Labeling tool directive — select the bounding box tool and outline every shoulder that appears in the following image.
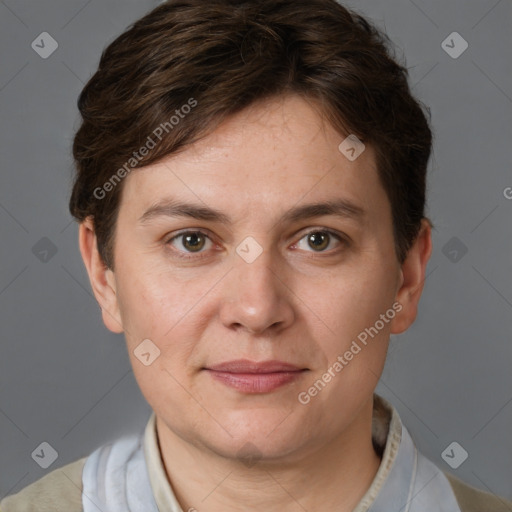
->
[0,457,86,512]
[444,471,512,512]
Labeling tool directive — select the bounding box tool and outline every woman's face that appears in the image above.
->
[91,94,407,462]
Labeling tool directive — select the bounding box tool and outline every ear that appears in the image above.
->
[391,218,433,334]
[78,217,124,334]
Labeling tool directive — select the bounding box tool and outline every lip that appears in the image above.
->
[204,359,308,393]
[206,359,304,373]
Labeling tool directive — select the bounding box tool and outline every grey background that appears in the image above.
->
[1,0,511,502]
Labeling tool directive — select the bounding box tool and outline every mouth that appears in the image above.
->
[203,359,309,393]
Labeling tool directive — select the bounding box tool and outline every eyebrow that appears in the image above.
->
[138,197,365,225]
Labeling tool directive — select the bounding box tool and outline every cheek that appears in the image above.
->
[114,267,182,344]
[300,261,397,359]
[114,262,216,366]
[295,271,394,414]
[116,271,200,406]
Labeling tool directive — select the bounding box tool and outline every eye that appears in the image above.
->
[293,229,346,253]
[166,230,214,257]
[165,228,348,260]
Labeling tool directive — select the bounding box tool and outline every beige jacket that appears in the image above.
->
[2,396,511,511]
[2,457,512,512]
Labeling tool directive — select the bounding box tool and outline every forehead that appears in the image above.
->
[118,94,389,227]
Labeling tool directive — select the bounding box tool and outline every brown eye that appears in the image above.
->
[293,229,346,254]
[167,231,213,257]
[181,232,206,252]
[307,231,330,251]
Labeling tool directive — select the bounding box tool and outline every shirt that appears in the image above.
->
[2,393,511,511]
[138,393,459,511]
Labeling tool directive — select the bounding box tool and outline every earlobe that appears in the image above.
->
[390,219,432,335]
[78,217,124,334]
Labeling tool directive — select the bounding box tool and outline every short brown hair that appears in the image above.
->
[69,0,432,269]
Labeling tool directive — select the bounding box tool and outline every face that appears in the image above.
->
[82,95,423,463]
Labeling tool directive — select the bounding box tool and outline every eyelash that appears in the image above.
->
[164,228,349,260]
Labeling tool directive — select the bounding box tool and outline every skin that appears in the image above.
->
[79,94,432,512]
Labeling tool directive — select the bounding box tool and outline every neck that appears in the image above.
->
[156,396,381,512]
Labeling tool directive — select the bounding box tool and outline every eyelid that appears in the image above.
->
[294,226,349,242]
[165,228,213,242]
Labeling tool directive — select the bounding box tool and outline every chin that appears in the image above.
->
[204,412,311,463]
[211,436,304,467]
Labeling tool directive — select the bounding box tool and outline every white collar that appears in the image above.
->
[82,394,461,511]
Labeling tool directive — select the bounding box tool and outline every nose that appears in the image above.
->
[218,245,295,336]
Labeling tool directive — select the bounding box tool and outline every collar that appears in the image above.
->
[82,393,461,511]
[143,393,461,512]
